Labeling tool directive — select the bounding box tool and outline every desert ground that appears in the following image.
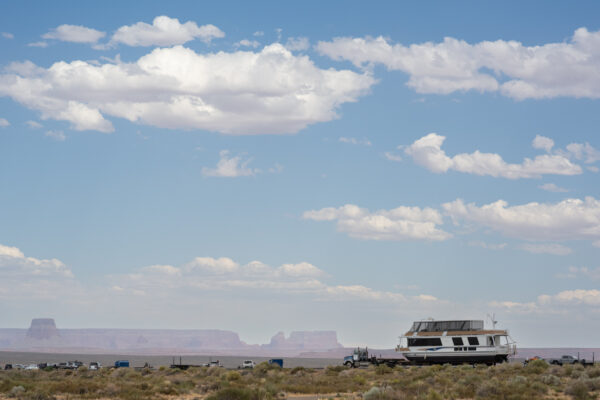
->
[1,360,599,399]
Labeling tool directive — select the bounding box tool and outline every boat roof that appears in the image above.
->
[409,319,485,333]
[403,329,508,337]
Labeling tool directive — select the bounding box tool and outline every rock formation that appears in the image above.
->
[26,318,59,340]
[0,319,343,356]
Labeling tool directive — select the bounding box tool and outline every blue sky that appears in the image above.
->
[1,1,600,348]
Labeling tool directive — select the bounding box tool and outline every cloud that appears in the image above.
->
[235,39,260,48]
[468,241,507,250]
[185,257,239,274]
[547,289,600,305]
[492,289,600,315]
[25,120,43,129]
[303,203,451,241]
[202,150,259,177]
[2,32,13,39]
[285,37,309,51]
[317,28,600,99]
[112,255,438,306]
[339,137,371,146]
[563,142,600,164]
[538,183,568,193]
[558,266,600,280]
[45,130,66,141]
[532,135,554,153]
[0,244,74,299]
[110,16,224,47]
[27,41,48,48]
[520,243,572,256]
[0,44,374,135]
[279,262,324,277]
[42,24,106,44]
[404,133,582,179]
[384,152,402,162]
[0,118,9,127]
[443,196,600,243]
[253,31,264,37]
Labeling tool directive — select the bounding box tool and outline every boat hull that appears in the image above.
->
[403,353,508,365]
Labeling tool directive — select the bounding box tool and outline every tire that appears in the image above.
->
[344,361,353,368]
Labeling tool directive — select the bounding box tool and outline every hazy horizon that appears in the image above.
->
[1,1,599,349]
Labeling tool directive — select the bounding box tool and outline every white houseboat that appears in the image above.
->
[396,319,516,365]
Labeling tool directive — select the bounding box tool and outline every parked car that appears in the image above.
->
[547,355,579,365]
[24,364,39,370]
[239,360,255,369]
[89,362,101,370]
[4,364,12,370]
[206,360,223,368]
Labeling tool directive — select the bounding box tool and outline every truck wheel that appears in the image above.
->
[344,361,353,368]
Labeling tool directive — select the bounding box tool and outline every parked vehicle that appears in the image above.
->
[268,359,283,367]
[114,360,130,368]
[206,360,223,368]
[24,364,39,370]
[547,355,593,366]
[344,347,407,368]
[239,360,255,369]
[89,362,101,370]
[4,364,12,370]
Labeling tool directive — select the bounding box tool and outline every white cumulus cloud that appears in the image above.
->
[235,39,260,48]
[532,135,554,153]
[317,28,600,99]
[303,204,451,241]
[443,196,600,243]
[0,118,9,127]
[112,255,438,306]
[42,24,106,44]
[538,183,569,193]
[110,16,224,47]
[285,37,310,51]
[404,133,582,179]
[0,244,74,299]
[0,44,374,135]
[202,150,259,178]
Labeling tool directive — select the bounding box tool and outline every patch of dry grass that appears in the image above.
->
[0,360,599,399]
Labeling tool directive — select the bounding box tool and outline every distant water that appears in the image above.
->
[0,351,342,369]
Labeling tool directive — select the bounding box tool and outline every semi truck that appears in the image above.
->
[343,347,408,368]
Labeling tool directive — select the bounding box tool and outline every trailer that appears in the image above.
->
[343,347,408,368]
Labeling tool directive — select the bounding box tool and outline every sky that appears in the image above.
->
[0,0,599,348]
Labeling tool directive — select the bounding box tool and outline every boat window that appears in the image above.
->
[452,337,464,346]
[468,337,479,346]
[410,320,484,332]
[487,336,494,346]
[408,338,443,346]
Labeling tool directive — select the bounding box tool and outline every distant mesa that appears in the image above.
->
[26,318,59,340]
[1,319,343,356]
